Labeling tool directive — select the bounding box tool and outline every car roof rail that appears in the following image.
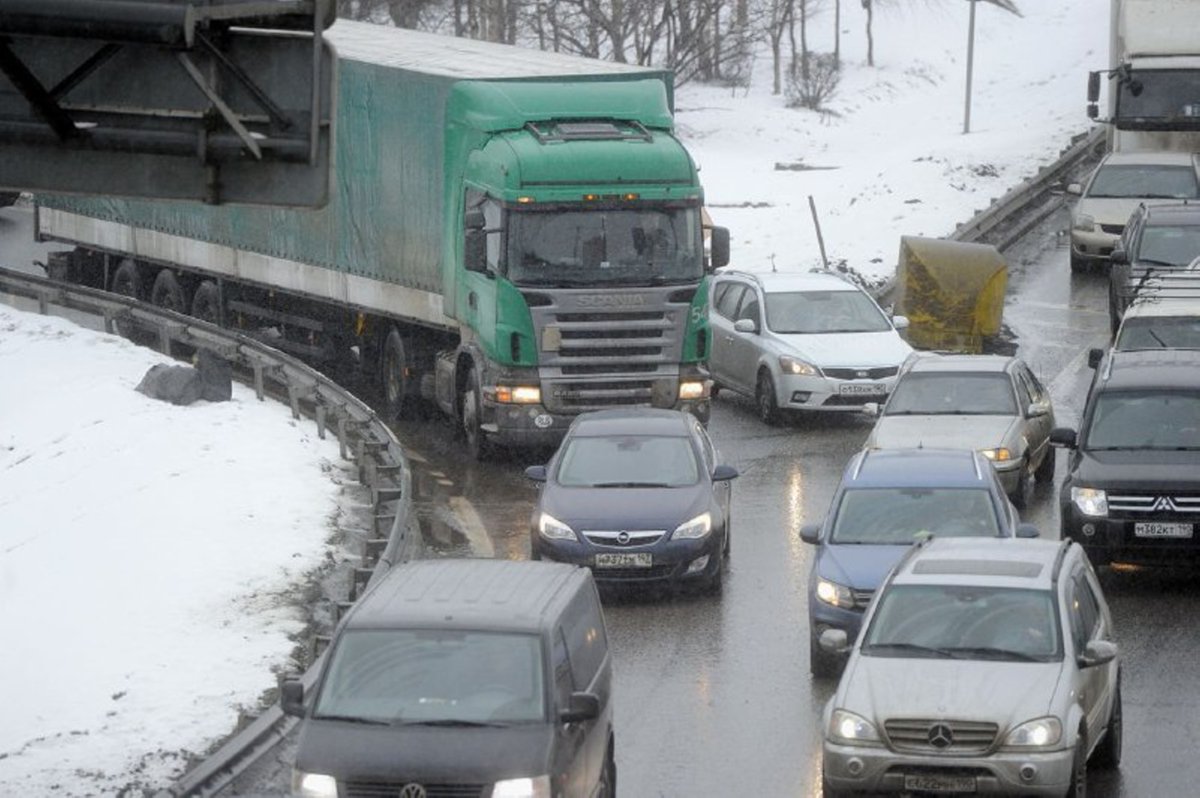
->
[1050,538,1074,587]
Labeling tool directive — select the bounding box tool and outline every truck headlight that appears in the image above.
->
[1004,716,1062,749]
[679,380,707,400]
[672,512,712,540]
[1072,213,1096,232]
[494,385,542,404]
[816,578,855,608]
[292,770,338,798]
[493,775,551,798]
[779,355,820,376]
[1071,487,1108,517]
[538,513,577,541]
[829,709,880,743]
[980,447,1012,462]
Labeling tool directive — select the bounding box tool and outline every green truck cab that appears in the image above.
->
[36,22,729,457]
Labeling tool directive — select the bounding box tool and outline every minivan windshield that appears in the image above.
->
[764,289,891,334]
[1086,164,1200,199]
[314,630,545,725]
[1085,390,1200,450]
[1116,317,1200,350]
[863,585,1061,662]
[557,435,700,487]
[884,372,1017,416]
[831,488,1001,544]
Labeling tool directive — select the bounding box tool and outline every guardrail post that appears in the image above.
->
[158,326,172,356]
[253,363,265,400]
[287,385,301,420]
[336,417,350,460]
[315,405,327,439]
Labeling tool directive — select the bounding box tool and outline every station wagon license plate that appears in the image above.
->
[838,383,886,396]
[1133,522,1193,538]
[902,774,976,793]
[595,552,652,568]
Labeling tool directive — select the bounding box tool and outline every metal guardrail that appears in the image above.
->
[0,265,417,796]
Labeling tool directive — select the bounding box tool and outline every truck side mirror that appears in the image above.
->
[464,229,487,274]
[1087,103,1099,121]
[709,226,730,271]
[1087,71,1101,104]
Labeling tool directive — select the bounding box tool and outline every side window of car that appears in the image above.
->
[715,283,745,320]
[564,587,607,691]
[712,281,731,311]
[1013,369,1034,410]
[553,627,574,708]
[735,287,761,325]
[1023,366,1048,402]
[1067,571,1101,652]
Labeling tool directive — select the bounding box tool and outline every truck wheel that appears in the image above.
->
[191,281,222,325]
[462,370,493,461]
[381,328,414,420]
[150,269,187,314]
[110,259,143,301]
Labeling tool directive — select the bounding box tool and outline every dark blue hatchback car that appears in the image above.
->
[800,448,1039,677]
[526,409,738,594]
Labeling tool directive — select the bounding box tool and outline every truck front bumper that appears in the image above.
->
[482,398,711,449]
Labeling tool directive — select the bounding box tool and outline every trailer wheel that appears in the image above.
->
[150,269,187,314]
[381,328,414,420]
[462,370,493,461]
[110,259,143,301]
[191,281,222,325]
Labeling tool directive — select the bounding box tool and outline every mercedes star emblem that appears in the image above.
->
[927,723,954,749]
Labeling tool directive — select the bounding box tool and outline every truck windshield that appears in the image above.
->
[1117,70,1200,127]
[1086,390,1200,450]
[506,206,702,287]
[313,630,546,725]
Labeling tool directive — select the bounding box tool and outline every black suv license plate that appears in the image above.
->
[903,774,976,793]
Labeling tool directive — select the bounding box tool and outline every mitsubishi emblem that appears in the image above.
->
[1152,496,1175,512]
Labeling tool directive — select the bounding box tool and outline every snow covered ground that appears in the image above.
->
[0,0,1106,793]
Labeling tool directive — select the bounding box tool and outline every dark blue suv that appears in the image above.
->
[800,448,1039,677]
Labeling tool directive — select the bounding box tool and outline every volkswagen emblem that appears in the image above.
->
[398,784,427,798]
[927,723,954,749]
[617,531,631,545]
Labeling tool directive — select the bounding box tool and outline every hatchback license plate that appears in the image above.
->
[903,774,976,793]
[1133,522,1193,539]
[595,552,652,568]
[838,383,885,396]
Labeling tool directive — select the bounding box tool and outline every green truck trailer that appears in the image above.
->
[37,21,729,457]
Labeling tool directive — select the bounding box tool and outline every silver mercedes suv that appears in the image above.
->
[819,537,1120,797]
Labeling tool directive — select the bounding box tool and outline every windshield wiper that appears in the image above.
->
[313,714,391,726]
[591,481,673,488]
[394,719,508,728]
[1149,329,1169,348]
[864,642,955,658]
[944,646,1045,662]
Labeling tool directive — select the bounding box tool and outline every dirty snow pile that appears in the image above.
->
[0,304,349,795]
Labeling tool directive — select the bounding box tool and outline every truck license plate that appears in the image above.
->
[1134,522,1193,538]
[903,774,976,793]
[838,383,885,396]
[595,552,652,568]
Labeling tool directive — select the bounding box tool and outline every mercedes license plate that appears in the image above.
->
[595,552,652,568]
[902,774,976,793]
[838,383,885,396]
[1134,522,1193,539]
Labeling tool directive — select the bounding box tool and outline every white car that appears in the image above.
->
[1067,151,1200,273]
[707,270,912,424]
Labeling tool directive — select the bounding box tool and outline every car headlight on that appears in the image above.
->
[538,512,578,541]
[1072,213,1096,233]
[829,709,880,744]
[672,512,712,540]
[292,770,338,798]
[1004,716,1063,749]
[1071,486,1108,517]
[815,578,856,609]
[980,447,1013,462]
[493,775,552,798]
[779,355,820,376]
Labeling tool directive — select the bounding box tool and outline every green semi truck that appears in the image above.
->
[37,21,729,457]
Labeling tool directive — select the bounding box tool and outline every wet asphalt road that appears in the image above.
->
[6,200,1200,796]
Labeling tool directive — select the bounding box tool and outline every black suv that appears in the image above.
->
[1108,202,1200,332]
[1052,350,1200,566]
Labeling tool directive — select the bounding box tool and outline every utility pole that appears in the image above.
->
[962,0,1022,135]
